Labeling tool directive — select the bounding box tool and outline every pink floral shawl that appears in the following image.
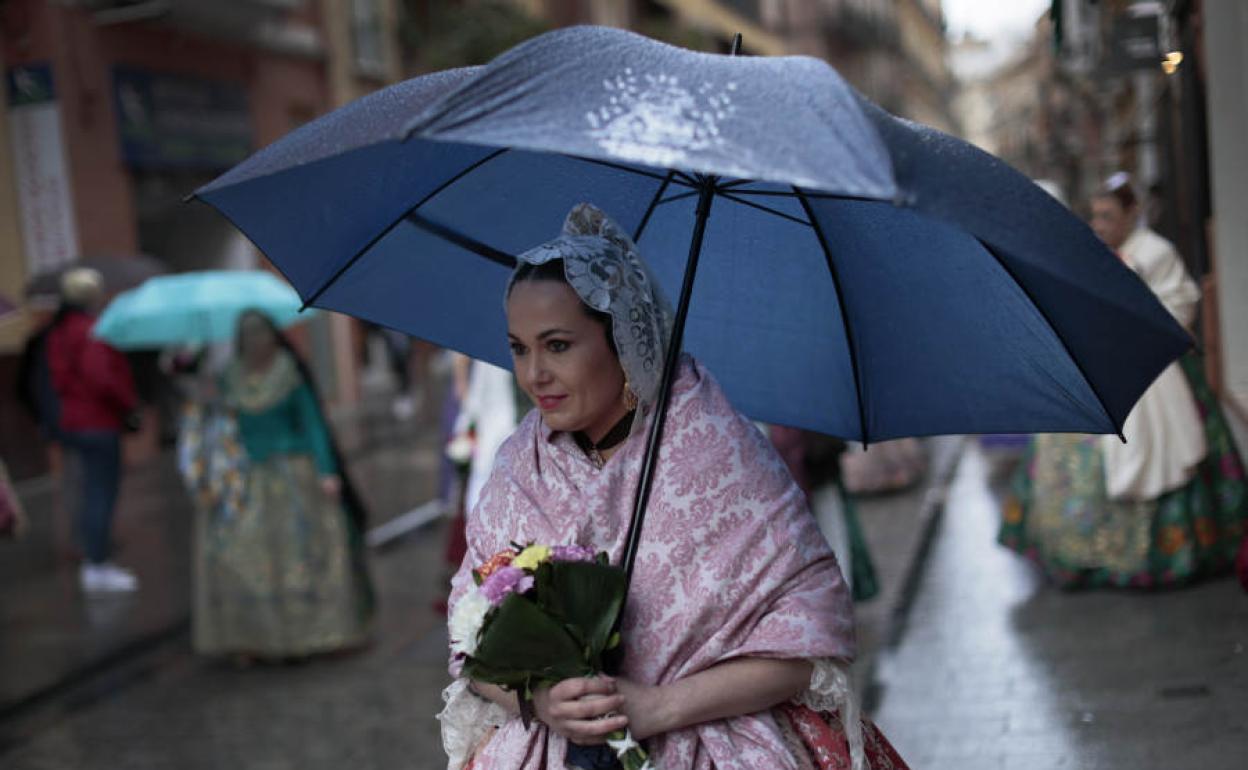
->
[448,357,855,769]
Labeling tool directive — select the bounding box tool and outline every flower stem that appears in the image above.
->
[606,727,655,770]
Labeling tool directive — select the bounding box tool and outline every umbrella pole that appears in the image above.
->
[619,178,716,588]
[608,33,738,675]
[618,32,741,589]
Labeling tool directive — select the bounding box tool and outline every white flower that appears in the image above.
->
[445,433,475,464]
[448,588,491,657]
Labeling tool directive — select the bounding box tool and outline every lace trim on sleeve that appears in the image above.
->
[437,679,509,770]
[795,658,865,770]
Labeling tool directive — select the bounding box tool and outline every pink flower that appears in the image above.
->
[551,544,597,563]
[480,566,534,605]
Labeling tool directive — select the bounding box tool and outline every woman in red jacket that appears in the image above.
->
[47,268,139,593]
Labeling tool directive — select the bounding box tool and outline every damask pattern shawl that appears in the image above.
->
[445,356,855,770]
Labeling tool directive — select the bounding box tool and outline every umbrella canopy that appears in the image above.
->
[25,255,168,302]
[93,270,314,350]
[194,25,1189,444]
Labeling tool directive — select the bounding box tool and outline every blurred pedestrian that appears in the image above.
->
[769,425,878,601]
[1001,174,1248,588]
[46,268,140,593]
[185,310,373,663]
[453,360,526,514]
[443,351,472,506]
[381,326,418,420]
[839,439,926,496]
[438,358,527,613]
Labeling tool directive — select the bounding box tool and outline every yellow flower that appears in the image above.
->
[512,544,551,571]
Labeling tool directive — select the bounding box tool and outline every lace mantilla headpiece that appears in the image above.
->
[509,203,674,428]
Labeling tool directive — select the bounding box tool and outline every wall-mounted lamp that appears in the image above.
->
[1162,50,1183,75]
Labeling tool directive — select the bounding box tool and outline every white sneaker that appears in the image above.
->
[80,563,139,593]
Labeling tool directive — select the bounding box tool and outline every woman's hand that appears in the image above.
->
[532,676,628,745]
[319,474,342,498]
[614,678,668,742]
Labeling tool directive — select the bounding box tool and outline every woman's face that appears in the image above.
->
[506,280,627,440]
[1090,195,1135,251]
[239,314,278,366]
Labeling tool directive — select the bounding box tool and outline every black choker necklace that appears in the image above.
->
[574,409,636,468]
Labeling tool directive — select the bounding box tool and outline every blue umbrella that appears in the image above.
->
[93,270,314,350]
[193,26,1190,575]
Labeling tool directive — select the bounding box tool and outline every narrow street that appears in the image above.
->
[5,437,1246,768]
[873,441,1248,769]
[1,522,452,770]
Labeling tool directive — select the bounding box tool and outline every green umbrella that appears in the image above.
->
[93,270,316,350]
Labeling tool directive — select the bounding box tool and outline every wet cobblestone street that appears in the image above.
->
[2,520,452,770]
[873,442,1248,769]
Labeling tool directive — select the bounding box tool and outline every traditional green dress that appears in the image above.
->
[192,351,373,657]
[1001,354,1247,588]
[1000,227,1248,589]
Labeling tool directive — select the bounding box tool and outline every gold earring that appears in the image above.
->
[623,380,638,411]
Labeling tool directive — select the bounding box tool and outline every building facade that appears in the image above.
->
[0,0,402,477]
[963,0,1247,422]
[490,0,955,130]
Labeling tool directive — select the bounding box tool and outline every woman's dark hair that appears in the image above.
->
[509,260,617,355]
[1094,173,1138,211]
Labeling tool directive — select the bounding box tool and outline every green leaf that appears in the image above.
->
[537,561,626,667]
[464,593,591,688]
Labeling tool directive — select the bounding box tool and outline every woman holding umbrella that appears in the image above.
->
[440,204,905,770]
[187,310,374,662]
[1002,174,1248,588]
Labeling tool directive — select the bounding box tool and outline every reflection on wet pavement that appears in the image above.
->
[1,521,453,769]
[873,442,1248,769]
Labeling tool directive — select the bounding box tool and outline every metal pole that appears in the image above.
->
[608,33,739,675]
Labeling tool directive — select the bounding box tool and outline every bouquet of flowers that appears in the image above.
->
[450,543,655,770]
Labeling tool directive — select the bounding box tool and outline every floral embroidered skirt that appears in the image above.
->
[193,453,373,657]
[1000,354,1248,589]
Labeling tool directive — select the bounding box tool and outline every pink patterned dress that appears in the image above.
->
[441,357,907,770]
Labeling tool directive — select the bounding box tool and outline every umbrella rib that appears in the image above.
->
[300,147,510,310]
[977,240,1125,439]
[792,186,870,446]
[632,171,675,242]
[566,156,696,187]
[657,190,701,206]
[724,189,887,204]
[717,190,812,227]
[672,170,701,188]
[406,211,516,268]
